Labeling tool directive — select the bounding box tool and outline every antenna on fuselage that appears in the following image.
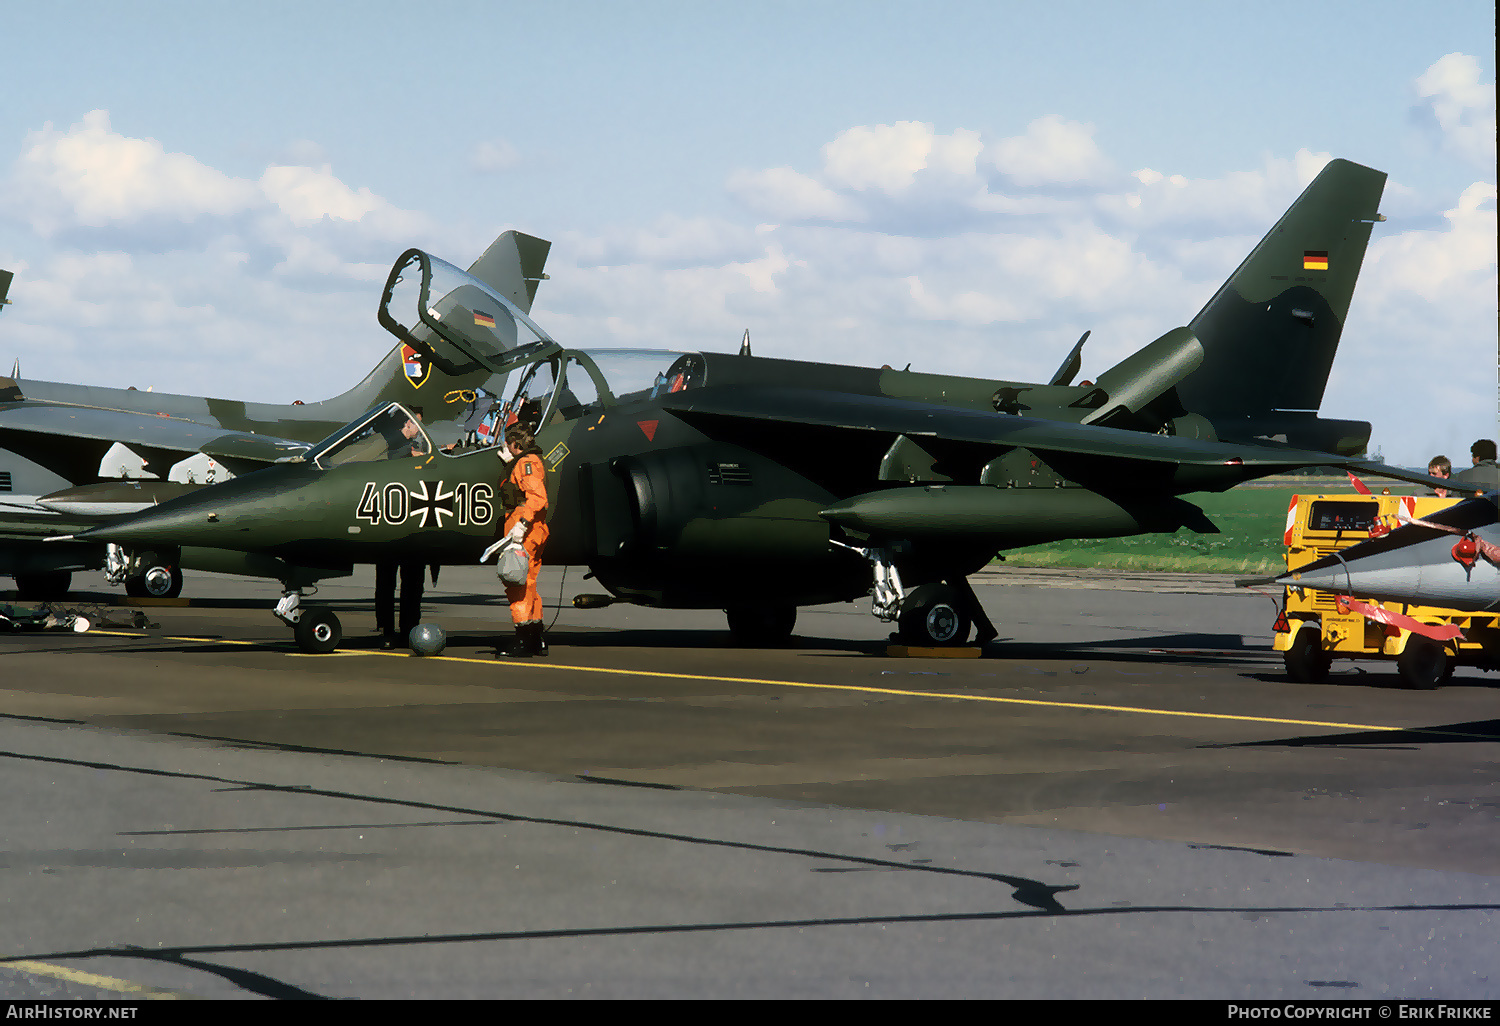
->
[739,329,751,356]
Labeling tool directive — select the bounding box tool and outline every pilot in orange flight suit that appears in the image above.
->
[496,425,550,658]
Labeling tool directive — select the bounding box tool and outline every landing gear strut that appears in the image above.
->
[833,541,996,648]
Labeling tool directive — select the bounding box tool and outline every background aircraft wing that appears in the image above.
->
[0,504,100,541]
[0,399,311,481]
[659,386,1452,490]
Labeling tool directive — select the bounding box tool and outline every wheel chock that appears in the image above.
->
[886,645,982,658]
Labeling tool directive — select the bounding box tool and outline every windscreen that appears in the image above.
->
[309,403,433,469]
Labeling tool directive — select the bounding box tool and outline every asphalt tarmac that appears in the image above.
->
[1,566,1496,1000]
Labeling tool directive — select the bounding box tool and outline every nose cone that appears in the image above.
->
[75,465,311,552]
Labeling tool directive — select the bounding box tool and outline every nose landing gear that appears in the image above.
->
[274,588,342,654]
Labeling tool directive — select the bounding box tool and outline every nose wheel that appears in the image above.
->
[293,608,343,654]
[274,589,342,653]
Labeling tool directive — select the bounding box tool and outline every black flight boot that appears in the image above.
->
[526,621,549,657]
[496,626,531,659]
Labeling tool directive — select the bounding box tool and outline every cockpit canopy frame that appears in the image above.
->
[307,401,434,470]
[378,249,560,377]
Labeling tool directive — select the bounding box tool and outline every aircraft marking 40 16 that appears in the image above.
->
[355,480,493,528]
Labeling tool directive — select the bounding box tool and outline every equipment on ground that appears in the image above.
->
[409,623,446,656]
[1272,491,1499,689]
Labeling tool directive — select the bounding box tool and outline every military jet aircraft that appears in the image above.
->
[0,232,550,599]
[72,158,1452,652]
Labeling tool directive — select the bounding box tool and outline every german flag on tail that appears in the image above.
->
[1303,251,1329,271]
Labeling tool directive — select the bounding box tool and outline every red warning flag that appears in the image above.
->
[1338,596,1463,643]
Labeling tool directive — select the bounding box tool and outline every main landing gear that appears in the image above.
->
[833,542,998,648]
[124,565,183,599]
[105,544,184,600]
[274,589,343,654]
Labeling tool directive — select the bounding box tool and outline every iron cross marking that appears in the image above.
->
[408,480,456,528]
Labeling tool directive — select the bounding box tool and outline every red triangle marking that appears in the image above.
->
[638,420,659,441]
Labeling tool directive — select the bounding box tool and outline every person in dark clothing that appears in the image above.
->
[374,409,428,648]
[1450,439,1499,495]
[375,558,427,649]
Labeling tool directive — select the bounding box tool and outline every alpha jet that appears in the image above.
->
[73,158,1451,652]
[0,232,550,599]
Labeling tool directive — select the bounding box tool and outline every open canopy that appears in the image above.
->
[378,249,559,377]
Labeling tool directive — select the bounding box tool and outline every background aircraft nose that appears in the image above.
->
[74,465,306,550]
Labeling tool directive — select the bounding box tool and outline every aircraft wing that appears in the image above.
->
[659,386,1448,488]
[0,399,311,480]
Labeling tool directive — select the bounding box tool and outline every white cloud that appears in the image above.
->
[727,166,863,222]
[10,111,260,235]
[988,115,1110,187]
[1363,181,1498,304]
[1412,53,1496,169]
[1326,178,1497,464]
[822,122,983,193]
[3,107,1493,470]
[1108,150,1333,237]
[258,165,383,226]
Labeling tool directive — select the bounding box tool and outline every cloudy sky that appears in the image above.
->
[0,0,1493,467]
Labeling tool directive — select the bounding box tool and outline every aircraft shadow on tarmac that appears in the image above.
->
[1242,668,1499,691]
[8,740,1498,1001]
[1205,718,1500,750]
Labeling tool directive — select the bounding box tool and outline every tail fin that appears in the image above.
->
[307,230,552,428]
[1177,159,1385,448]
[466,231,551,315]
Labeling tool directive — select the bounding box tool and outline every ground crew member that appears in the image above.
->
[496,425,549,658]
[375,558,426,649]
[375,410,427,647]
[1450,439,1499,495]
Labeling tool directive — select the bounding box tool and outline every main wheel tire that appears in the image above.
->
[294,609,342,654]
[1283,626,1332,683]
[898,583,971,646]
[14,571,71,601]
[725,605,797,647]
[1396,636,1447,690]
[126,566,183,599]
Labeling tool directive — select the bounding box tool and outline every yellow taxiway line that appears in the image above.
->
[78,629,1419,735]
[0,958,185,998]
